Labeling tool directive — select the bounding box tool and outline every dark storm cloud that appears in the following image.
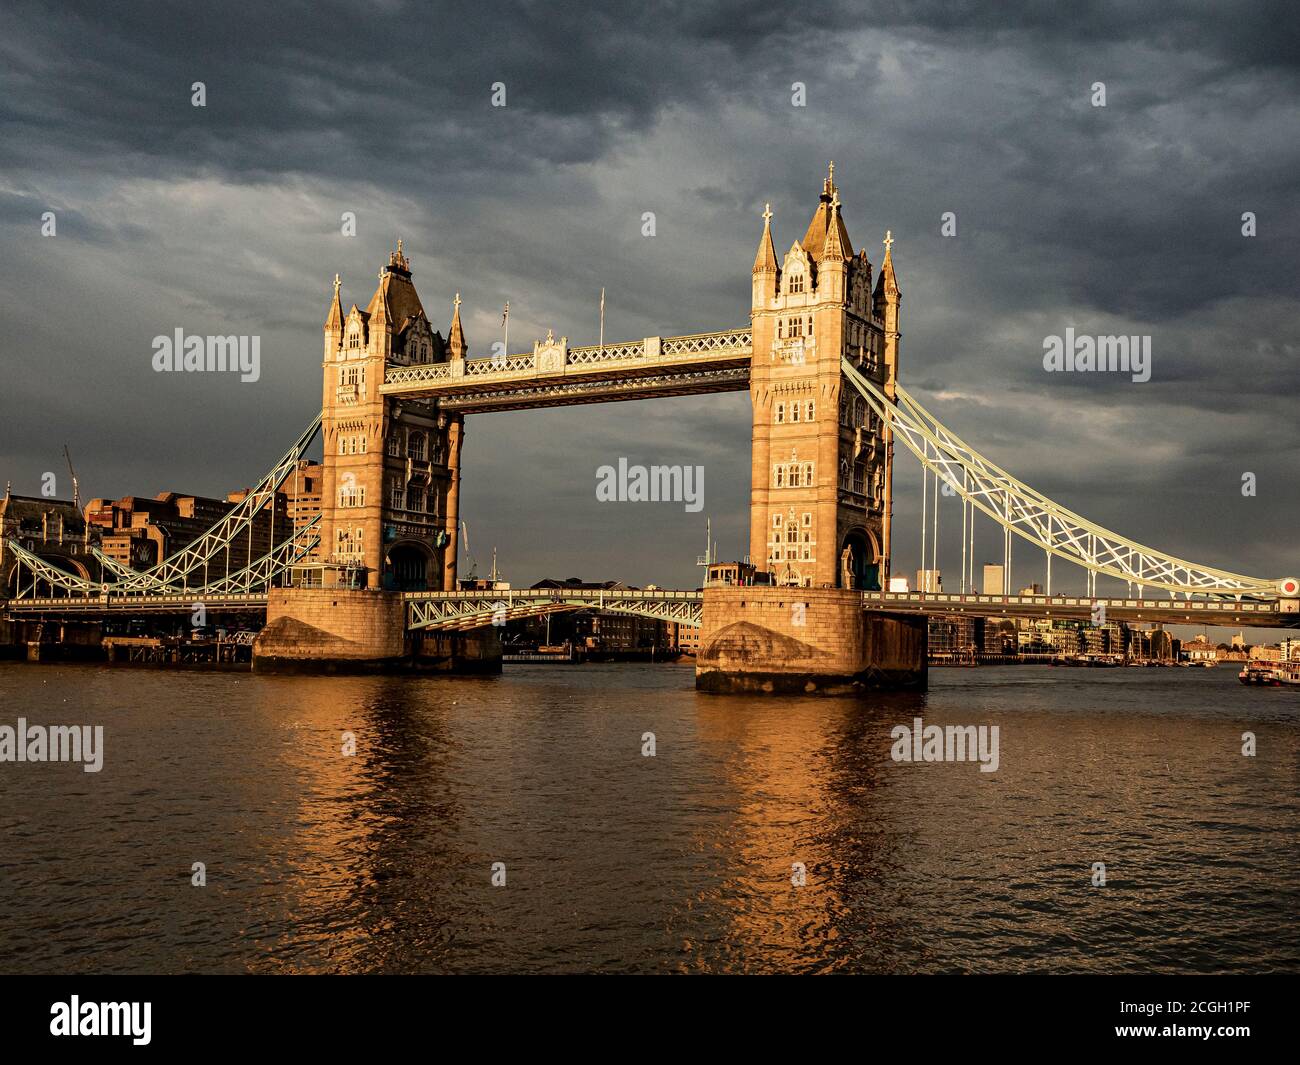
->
[0,0,1297,590]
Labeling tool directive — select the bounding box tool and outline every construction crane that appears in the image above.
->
[62,444,79,510]
[460,519,478,581]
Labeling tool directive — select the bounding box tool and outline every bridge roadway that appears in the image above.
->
[401,588,1300,630]
[6,588,1297,629]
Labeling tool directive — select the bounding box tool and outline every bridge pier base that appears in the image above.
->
[696,587,926,695]
[253,588,501,674]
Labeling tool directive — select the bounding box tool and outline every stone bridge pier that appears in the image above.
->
[695,587,926,694]
[253,587,501,673]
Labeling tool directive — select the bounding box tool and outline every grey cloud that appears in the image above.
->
[0,0,1296,590]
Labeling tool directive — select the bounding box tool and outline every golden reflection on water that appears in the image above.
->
[1,662,1295,973]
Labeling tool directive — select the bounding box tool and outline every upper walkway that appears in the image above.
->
[379,328,752,411]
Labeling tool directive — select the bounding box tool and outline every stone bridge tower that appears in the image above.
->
[748,165,901,590]
[319,243,464,591]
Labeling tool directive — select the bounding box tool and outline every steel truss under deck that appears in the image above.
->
[405,588,703,631]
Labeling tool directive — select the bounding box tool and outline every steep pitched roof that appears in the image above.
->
[802,192,854,263]
[364,242,427,335]
[821,200,846,262]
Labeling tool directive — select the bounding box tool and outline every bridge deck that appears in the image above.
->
[6,588,1295,629]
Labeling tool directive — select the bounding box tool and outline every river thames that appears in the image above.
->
[1,662,1296,974]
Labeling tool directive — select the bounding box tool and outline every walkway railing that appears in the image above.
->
[382,328,752,392]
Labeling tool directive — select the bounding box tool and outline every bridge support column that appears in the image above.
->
[696,586,926,694]
[253,588,501,673]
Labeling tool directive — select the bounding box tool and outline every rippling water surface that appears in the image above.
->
[0,661,1296,973]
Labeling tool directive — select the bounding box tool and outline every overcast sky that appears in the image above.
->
[2,1,1297,633]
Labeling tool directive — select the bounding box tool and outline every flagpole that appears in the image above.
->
[502,300,509,359]
[599,287,605,357]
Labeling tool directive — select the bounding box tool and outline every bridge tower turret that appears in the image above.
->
[747,165,897,590]
[873,234,902,588]
[318,244,461,591]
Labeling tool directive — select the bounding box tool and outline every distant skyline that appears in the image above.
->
[2,2,1297,621]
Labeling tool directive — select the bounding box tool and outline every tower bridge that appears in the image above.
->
[6,165,1296,689]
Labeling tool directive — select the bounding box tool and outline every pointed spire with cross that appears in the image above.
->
[753,199,779,275]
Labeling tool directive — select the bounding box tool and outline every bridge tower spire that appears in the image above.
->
[873,231,902,588]
[746,166,895,591]
[752,202,779,306]
[448,292,467,360]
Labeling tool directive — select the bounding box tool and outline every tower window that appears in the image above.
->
[775,402,785,425]
[791,402,800,423]
[338,483,365,508]
[806,400,815,421]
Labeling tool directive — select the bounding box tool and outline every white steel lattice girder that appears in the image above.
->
[841,358,1277,597]
[92,548,171,590]
[10,519,319,600]
[185,519,320,596]
[5,540,98,595]
[109,413,322,592]
[406,594,702,631]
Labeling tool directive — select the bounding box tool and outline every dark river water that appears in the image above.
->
[0,661,1296,974]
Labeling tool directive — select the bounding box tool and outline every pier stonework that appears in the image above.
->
[253,587,501,673]
[696,587,926,694]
